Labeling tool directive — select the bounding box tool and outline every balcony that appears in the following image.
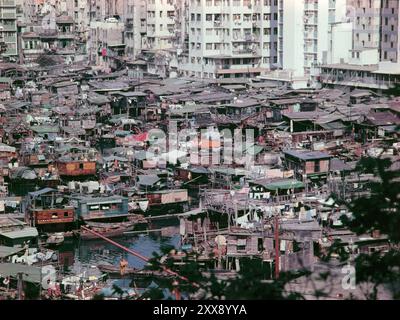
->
[1,24,16,31]
[23,48,44,55]
[304,31,318,39]
[0,12,16,19]
[3,47,17,56]
[57,32,75,39]
[125,22,133,30]
[213,21,222,27]
[3,35,16,42]
[232,48,260,56]
[39,30,58,39]
[1,0,15,7]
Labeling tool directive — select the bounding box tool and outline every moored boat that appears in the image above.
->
[46,232,65,246]
[80,215,146,240]
[97,264,174,279]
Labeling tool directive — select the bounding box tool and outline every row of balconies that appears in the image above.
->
[2,47,16,55]
[0,0,15,7]
[0,23,16,31]
[3,34,16,42]
[0,11,15,19]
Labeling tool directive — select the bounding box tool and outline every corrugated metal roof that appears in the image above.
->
[0,263,41,283]
[284,150,331,161]
[0,227,38,239]
[28,187,55,198]
[0,246,25,259]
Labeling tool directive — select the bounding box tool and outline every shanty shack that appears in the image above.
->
[249,178,305,198]
[56,159,97,177]
[209,168,247,189]
[26,188,74,231]
[110,91,147,118]
[71,195,129,221]
[283,150,331,181]
[0,217,38,247]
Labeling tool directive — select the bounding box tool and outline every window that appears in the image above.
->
[206,43,212,50]
[314,161,320,173]
[206,14,212,21]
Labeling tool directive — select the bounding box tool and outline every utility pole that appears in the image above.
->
[274,212,280,279]
[17,272,24,300]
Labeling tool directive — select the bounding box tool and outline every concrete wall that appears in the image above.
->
[329,22,353,64]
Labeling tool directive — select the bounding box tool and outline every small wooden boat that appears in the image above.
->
[80,215,146,240]
[46,233,65,246]
[80,224,135,240]
[98,264,174,279]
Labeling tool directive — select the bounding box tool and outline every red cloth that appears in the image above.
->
[133,132,148,142]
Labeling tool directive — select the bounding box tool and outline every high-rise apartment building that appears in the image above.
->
[347,0,400,63]
[349,0,381,50]
[380,0,399,62]
[277,0,348,83]
[143,0,177,51]
[180,0,279,79]
[0,0,18,59]
[123,0,145,58]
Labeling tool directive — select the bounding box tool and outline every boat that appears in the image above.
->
[97,264,174,279]
[46,233,65,246]
[80,224,135,240]
[80,215,146,240]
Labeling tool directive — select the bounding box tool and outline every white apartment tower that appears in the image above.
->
[180,0,279,79]
[123,0,145,58]
[0,0,18,59]
[143,0,177,50]
[276,0,350,85]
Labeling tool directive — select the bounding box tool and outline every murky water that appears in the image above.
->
[77,233,180,268]
[56,232,180,294]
